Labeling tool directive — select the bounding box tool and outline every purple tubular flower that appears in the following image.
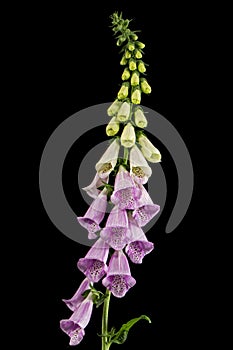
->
[102,250,136,298]
[62,278,90,311]
[125,217,154,263]
[132,185,160,227]
[77,188,108,239]
[100,206,132,250]
[82,172,109,199]
[111,165,141,210]
[77,238,109,283]
[60,294,93,346]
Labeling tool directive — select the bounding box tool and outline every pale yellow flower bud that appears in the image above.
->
[121,68,131,81]
[106,117,120,136]
[138,134,161,163]
[140,78,152,94]
[107,100,122,116]
[131,88,141,104]
[125,50,131,59]
[128,42,135,51]
[117,82,129,100]
[138,60,146,73]
[129,58,137,71]
[135,49,142,59]
[117,101,131,122]
[134,107,148,128]
[136,41,145,49]
[120,122,136,148]
[120,55,128,65]
[130,71,140,87]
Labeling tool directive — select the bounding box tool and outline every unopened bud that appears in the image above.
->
[136,41,145,49]
[128,42,135,51]
[140,78,152,94]
[129,58,137,71]
[106,117,120,136]
[107,100,122,117]
[117,82,129,100]
[134,107,148,128]
[117,101,131,122]
[121,68,131,81]
[125,50,132,59]
[120,56,128,65]
[135,49,142,59]
[138,60,146,73]
[131,88,141,104]
[120,123,136,148]
[131,71,140,87]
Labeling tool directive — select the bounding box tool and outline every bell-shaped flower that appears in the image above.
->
[60,294,93,346]
[117,101,131,122]
[111,165,141,210]
[132,184,160,227]
[134,107,148,128]
[102,250,136,298]
[77,188,108,239]
[95,138,120,178]
[125,216,154,264]
[82,172,109,199]
[100,205,132,250]
[129,145,152,184]
[77,237,109,283]
[138,134,161,163]
[138,60,146,73]
[121,67,131,81]
[140,78,152,94]
[107,99,122,117]
[131,87,141,104]
[120,122,136,148]
[62,278,90,311]
[106,116,120,136]
[117,82,129,100]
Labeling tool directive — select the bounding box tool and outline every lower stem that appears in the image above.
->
[102,289,111,350]
[123,147,129,165]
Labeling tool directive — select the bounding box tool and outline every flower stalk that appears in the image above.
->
[101,289,111,350]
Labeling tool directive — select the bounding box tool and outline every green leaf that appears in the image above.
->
[111,315,151,345]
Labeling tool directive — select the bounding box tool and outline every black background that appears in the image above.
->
[14,1,216,349]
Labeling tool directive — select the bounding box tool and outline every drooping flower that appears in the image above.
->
[132,184,160,227]
[62,278,90,311]
[138,134,161,163]
[82,172,108,199]
[111,165,141,210]
[106,116,120,136]
[120,122,136,148]
[77,237,109,283]
[102,250,136,298]
[134,107,148,128]
[95,138,120,178]
[129,145,152,184]
[107,99,122,117]
[100,205,132,250]
[116,101,131,122]
[125,216,154,264]
[77,188,108,239]
[60,294,93,346]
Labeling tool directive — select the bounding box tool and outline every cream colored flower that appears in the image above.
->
[120,123,136,148]
[138,134,161,163]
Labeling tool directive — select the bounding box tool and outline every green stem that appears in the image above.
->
[123,147,129,165]
[102,289,111,350]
